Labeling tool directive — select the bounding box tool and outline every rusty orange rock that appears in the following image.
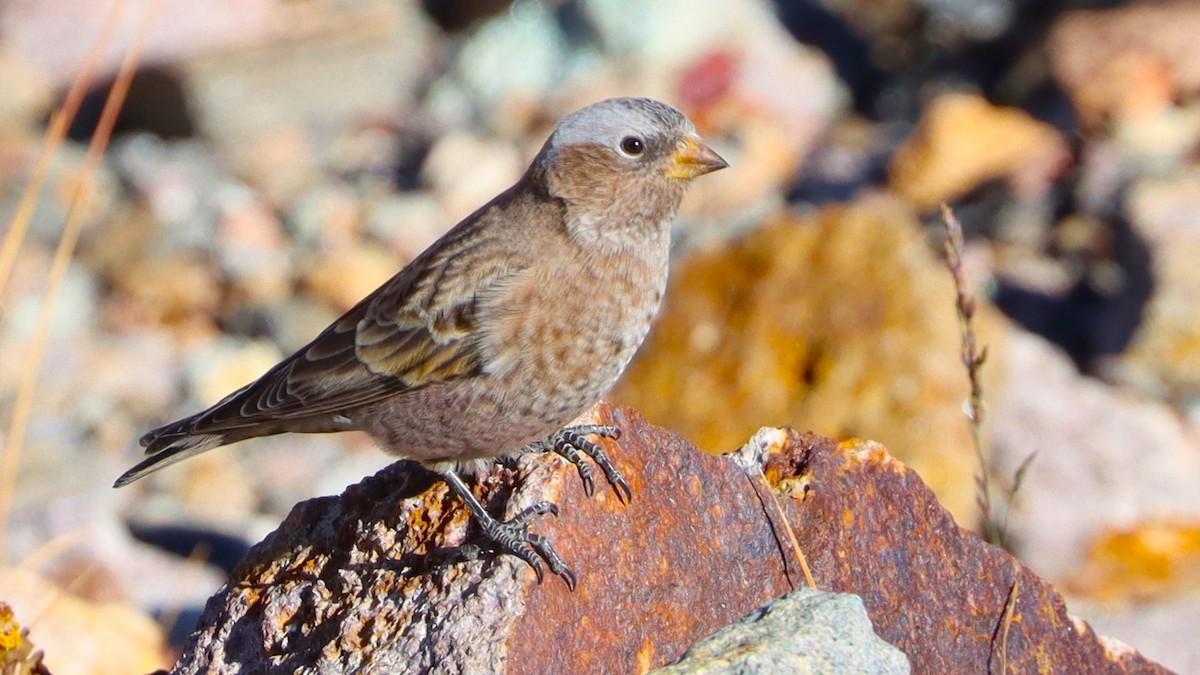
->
[174,404,1168,674]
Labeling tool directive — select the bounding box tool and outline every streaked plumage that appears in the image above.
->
[116,97,727,586]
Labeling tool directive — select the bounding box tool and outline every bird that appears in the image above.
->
[115,97,728,588]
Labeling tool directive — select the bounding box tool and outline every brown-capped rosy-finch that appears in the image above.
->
[116,97,727,588]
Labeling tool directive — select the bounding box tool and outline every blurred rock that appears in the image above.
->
[182,2,434,204]
[223,124,322,209]
[919,0,1015,44]
[171,404,1167,673]
[421,0,514,33]
[990,327,1200,673]
[0,254,97,342]
[0,567,168,675]
[256,296,339,355]
[420,131,523,223]
[0,46,51,127]
[990,330,1200,588]
[786,117,899,206]
[67,66,197,142]
[288,182,364,250]
[1049,2,1200,123]
[107,135,223,251]
[1111,102,1200,168]
[109,253,221,331]
[300,243,402,312]
[613,197,995,523]
[1073,519,1200,604]
[454,0,568,112]
[139,450,260,530]
[654,588,909,674]
[1,0,278,86]
[889,92,1067,210]
[34,143,122,242]
[993,208,1154,374]
[365,191,447,260]
[1123,172,1200,398]
[212,185,292,306]
[1076,595,1200,675]
[769,0,883,116]
[74,329,178,439]
[76,202,158,287]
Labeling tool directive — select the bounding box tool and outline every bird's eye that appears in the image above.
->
[619,136,645,156]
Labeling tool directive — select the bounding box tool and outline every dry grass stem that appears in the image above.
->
[940,204,1001,545]
[0,0,160,559]
[758,470,817,589]
[0,0,130,296]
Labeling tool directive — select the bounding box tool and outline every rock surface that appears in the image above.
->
[652,587,909,674]
[174,404,1167,674]
[1049,1,1200,121]
[888,92,1066,210]
[611,197,1001,524]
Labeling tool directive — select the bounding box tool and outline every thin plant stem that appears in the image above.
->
[758,469,817,589]
[940,204,1001,545]
[0,0,130,296]
[0,0,161,559]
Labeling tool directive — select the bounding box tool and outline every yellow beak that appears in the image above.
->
[667,134,729,179]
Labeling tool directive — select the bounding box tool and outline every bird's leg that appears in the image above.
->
[529,424,631,503]
[438,469,577,590]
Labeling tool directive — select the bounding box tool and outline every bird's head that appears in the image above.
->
[532,97,727,244]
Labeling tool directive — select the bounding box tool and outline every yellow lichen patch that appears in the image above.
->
[0,601,43,675]
[0,602,21,651]
[889,92,1066,210]
[0,568,167,674]
[774,474,812,500]
[614,198,997,523]
[1071,519,1200,602]
[634,637,655,674]
[842,439,901,468]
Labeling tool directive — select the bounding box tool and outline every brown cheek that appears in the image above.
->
[551,145,626,201]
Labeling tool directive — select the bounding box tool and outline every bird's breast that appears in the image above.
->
[477,236,669,413]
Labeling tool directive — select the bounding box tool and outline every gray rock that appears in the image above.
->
[654,588,910,675]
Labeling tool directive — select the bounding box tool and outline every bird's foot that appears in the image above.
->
[533,424,631,503]
[439,470,576,589]
[479,500,576,590]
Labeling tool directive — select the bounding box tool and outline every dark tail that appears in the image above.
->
[113,419,229,487]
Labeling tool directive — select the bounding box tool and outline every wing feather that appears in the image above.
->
[158,199,531,439]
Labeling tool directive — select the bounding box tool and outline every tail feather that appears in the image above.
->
[118,406,343,488]
[118,375,351,487]
[113,432,225,487]
[139,414,210,454]
[116,390,258,487]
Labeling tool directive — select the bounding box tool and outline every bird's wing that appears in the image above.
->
[149,209,525,440]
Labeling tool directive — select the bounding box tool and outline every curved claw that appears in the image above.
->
[528,557,545,584]
[438,469,576,589]
[559,568,577,591]
[509,500,559,529]
[612,475,633,505]
[539,424,631,503]
[578,466,596,497]
[527,532,576,591]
